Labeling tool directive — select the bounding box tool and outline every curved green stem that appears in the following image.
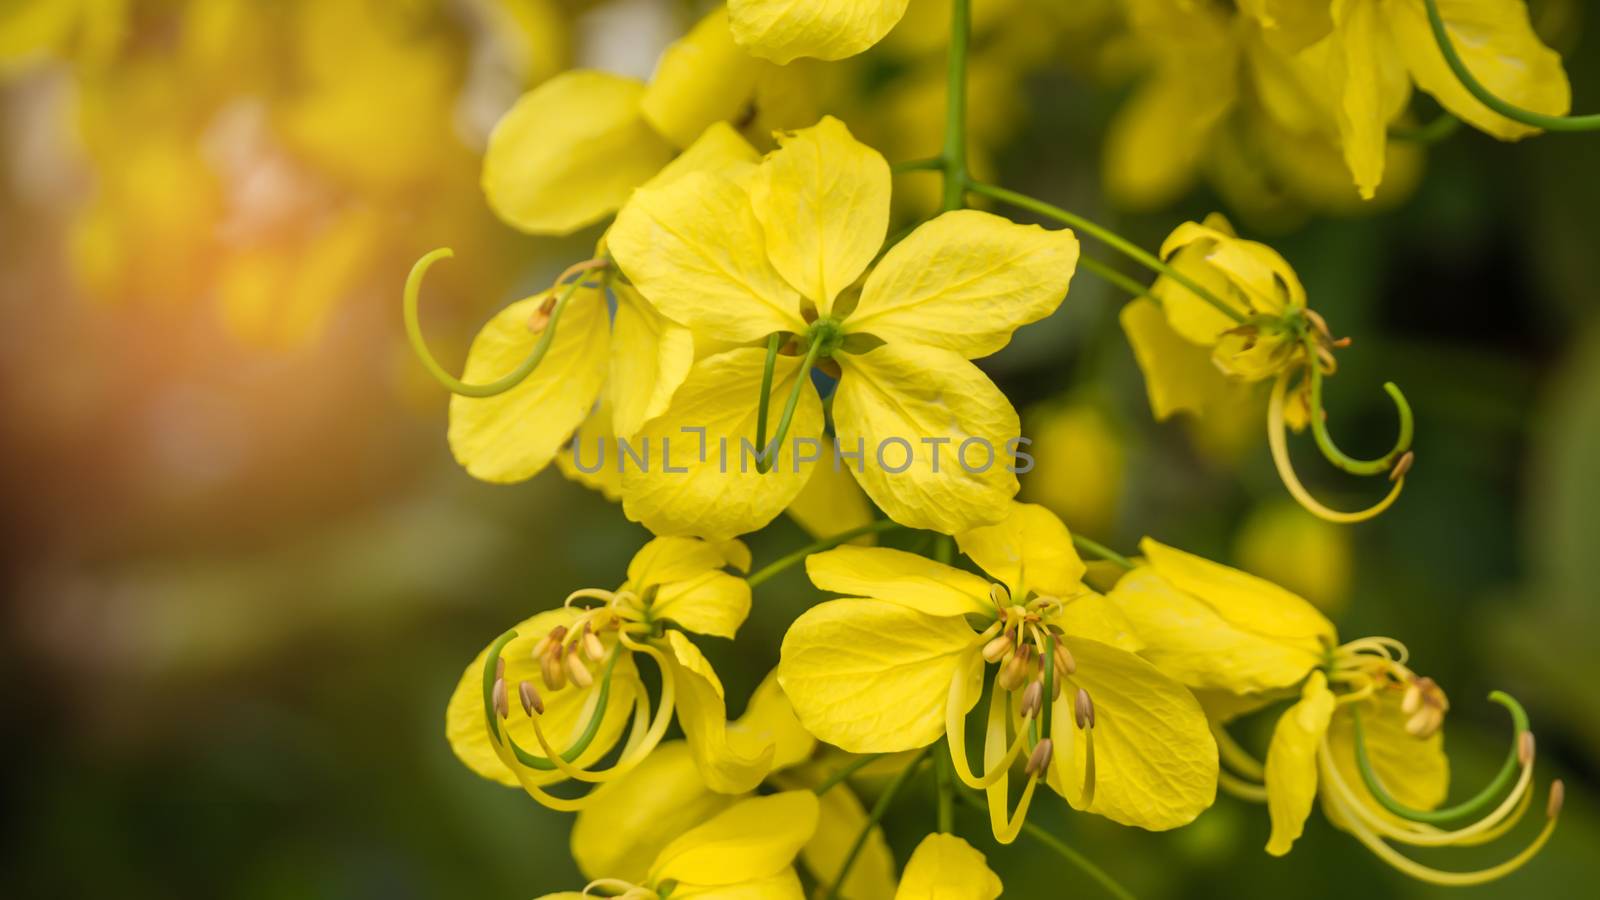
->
[482,628,620,770]
[813,753,885,796]
[940,0,971,212]
[893,156,944,174]
[1078,255,1153,300]
[405,249,593,398]
[1072,534,1135,570]
[966,181,1246,326]
[1353,691,1529,825]
[754,333,782,462]
[1390,113,1461,143]
[825,748,929,900]
[747,520,906,588]
[1307,348,1414,476]
[956,791,1137,900]
[1424,0,1600,132]
[756,330,826,474]
[1041,633,1056,737]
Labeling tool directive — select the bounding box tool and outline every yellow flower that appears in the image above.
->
[483,8,815,236]
[444,536,780,809]
[777,502,1217,841]
[893,833,1002,900]
[728,0,910,64]
[1106,538,1563,883]
[609,115,1079,538]
[572,672,899,900]
[544,790,819,900]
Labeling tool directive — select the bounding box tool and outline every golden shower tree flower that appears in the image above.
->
[483,7,814,236]
[777,502,1217,841]
[609,115,1079,539]
[893,833,1003,900]
[1120,212,1414,522]
[728,0,910,64]
[1105,537,1563,884]
[444,536,781,809]
[542,790,819,900]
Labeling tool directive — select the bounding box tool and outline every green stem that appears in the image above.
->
[892,156,944,174]
[1041,633,1056,737]
[1353,691,1529,825]
[813,754,885,796]
[935,751,954,833]
[1306,343,1414,476]
[756,331,825,474]
[1072,535,1134,570]
[966,181,1246,326]
[956,791,1137,900]
[747,520,906,588]
[1389,113,1461,143]
[482,629,620,769]
[1078,255,1153,300]
[1423,0,1600,132]
[825,748,929,900]
[754,333,782,462]
[940,0,971,212]
[405,249,595,398]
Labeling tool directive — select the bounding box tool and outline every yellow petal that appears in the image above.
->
[570,742,734,883]
[628,536,750,587]
[848,210,1078,359]
[806,546,994,617]
[767,771,895,900]
[641,8,765,149]
[666,631,777,793]
[749,116,889,317]
[779,598,982,752]
[482,70,674,235]
[1390,0,1571,140]
[557,398,623,501]
[1327,0,1412,199]
[447,287,609,484]
[784,443,877,543]
[833,343,1020,535]
[1322,688,1448,832]
[728,0,910,64]
[650,790,819,884]
[1053,591,1145,653]
[1103,71,1232,211]
[1140,538,1337,646]
[1238,0,1334,51]
[649,121,762,188]
[1047,637,1218,830]
[894,833,1002,900]
[653,572,752,640]
[620,348,822,540]
[1119,298,1243,422]
[610,281,694,439]
[730,669,817,771]
[674,869,806,900]
[1265,671,1337,855]
[955,501,1085,600]
[443,609,637,787]
[610,168,805,344]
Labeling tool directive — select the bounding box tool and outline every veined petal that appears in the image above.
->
[482,70,674,235]
[779,598,982,752]
[784,443,877,543]
[610,281,694,440]
[729,0,910,64]
[650,790,819,884]
[628,536,750,587]
[570,742,734,883]
[620,348,822,540]
[653,571,752,639]
[1047,637,1218,830]
[1140,538,1337,645]
[666,631,777,793]
[1390,0,1571,140]
[448,287,609,484]
[641,8,765,149]
[955,502,1085,600]
[730,669,817,771]
[833,343,1020,535]
[849,210,1078,359]
[749,116,889,317]
[806,546,994,617]
[444,609,638,787]
[1322,688,1448,831]
[1119,297,1243,421]
[894,834,1002,900]
[1265,671,1337,855]
[610,168,805,345]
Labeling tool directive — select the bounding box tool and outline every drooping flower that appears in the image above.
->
[541,790,819,900]
[444,536,779,809]
[1105,537,1563,884]
[609,115,1079,539]
[777,502,1217,841]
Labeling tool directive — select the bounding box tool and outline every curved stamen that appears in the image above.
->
[988,775,1042,845]
[1306,350,1414,476]
[481,631,621,771]
[1354,691,1530,825]
[404,249,603,398]
[1269,373,1406,523]
[1213,723,1266,782]
[1220,770,1269,803]
[564,588,615,608]
[1423,0,1600,133]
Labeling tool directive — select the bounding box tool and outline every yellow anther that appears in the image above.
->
[982,634,1012,663]
[566,649,595,689]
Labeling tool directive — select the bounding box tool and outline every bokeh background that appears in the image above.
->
[2,0,1598,897]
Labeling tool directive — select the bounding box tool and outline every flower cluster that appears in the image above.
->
[405,1,1579,896]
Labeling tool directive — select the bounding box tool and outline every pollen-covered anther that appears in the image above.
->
[1402,676,1448,737]
[492,677,509,719]
[527,295,557,333]
[1074,688,1095,730]
[582,625,606,661]
[1390,451,1415,482]
[1548,780,1565,818]
[519,680,544,716]
[999,645,1032,692]
[1519,731,1536,767]
[540,648,567,691]
[1053,641,1076,677]
[565,647,595,689]
[1020,681,1044,718]
[982,632,1013,663]
[1025,739,1054,778]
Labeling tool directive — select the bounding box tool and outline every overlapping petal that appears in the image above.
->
[955,502,1086,600]
[641,8,766,148]
[570,742,735,883]
[807,546,994,617]
[609,282,694,440]
[667,631,777,793]
[894,834,1002,900]
[1265,670,1337,855]
[649,790,819,885]
[729,0,911,64]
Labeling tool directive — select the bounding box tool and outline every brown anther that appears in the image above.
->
[492,677,509,719]
[541,652,567,691]
[565,649,594,689]
[1025,739,1054,778]
[1020,681,1044,718]
[1053,642,1076,677]
[1548,780,1565,818]
[1074,688,1095,730]
[1519,731,1536,767]
[1389,451,1415,482]
[519,680,544,716]
[1331,337,1352,349]
[982,634,1013,664]
[527,296,557,333]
